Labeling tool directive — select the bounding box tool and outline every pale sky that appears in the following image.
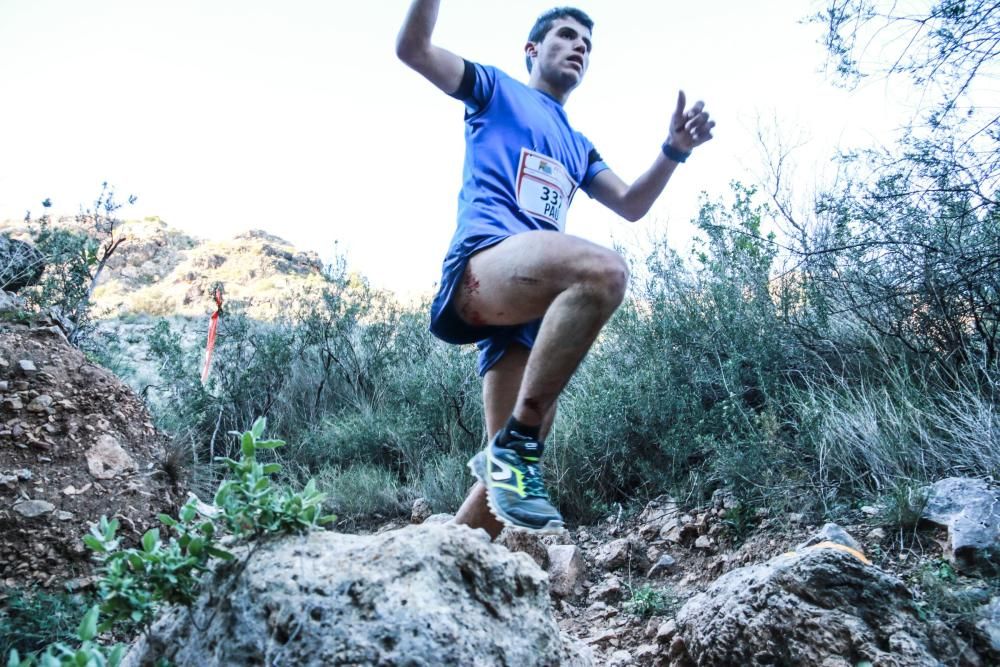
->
[0,1,921,298]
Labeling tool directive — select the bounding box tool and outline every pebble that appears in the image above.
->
[13,499,55,518]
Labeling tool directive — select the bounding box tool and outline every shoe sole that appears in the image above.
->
[467,453,566,536]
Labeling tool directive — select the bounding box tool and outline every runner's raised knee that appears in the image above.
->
[577,250,628,309]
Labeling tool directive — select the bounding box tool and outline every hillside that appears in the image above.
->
[0,216,328,320]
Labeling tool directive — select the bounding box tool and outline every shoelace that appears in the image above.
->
[522,461,549,498]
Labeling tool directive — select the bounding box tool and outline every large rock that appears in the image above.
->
[669,547,943,666]
[0,235,44,292]
[124,524,591,666]
[921,477,1000,576]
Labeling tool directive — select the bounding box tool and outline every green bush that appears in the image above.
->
[317,464,405,524]
[623,584,683,618]
[0,589,94,658]
[549,184,805,521]
[5,607,125,667]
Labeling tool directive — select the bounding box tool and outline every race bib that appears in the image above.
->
[515,148,577,231]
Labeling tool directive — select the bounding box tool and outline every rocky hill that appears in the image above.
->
[0,216,328,320]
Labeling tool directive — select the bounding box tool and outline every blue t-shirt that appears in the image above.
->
[436,61,609,304]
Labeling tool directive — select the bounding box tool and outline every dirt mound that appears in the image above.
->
[0,318,181,590]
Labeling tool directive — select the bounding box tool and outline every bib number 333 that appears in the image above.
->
[515,148,576,232]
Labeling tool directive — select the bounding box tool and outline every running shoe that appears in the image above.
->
[468,434,564,533]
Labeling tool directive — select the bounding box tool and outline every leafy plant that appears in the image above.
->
[213,418,335,538]
[720,501,760,545]
[0,589,93,658]
[5,606,124,667]
[23,184,135,346]
[623,584,681,618]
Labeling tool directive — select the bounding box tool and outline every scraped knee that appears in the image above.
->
[584,250,629,309]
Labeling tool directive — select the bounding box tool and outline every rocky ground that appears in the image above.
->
[0,310,181,591]
[402,491,999,666]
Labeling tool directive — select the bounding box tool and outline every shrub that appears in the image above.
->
[22,184,135,347]
[5,607,125,667]
[623,584,683,618]
[317,464,405,524]
[0,589,94,658]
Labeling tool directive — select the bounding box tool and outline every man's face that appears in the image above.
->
[527,17,592,92]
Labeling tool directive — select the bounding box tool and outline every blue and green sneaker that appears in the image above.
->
[467,434,564,534]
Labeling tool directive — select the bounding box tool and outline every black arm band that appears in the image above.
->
[448,59,476,101]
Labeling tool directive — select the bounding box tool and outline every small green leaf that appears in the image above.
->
[262,463,282,475]
[241,432,255,458]
[78,606,99,641]
[142,529,160,553]
[207,546,235,561]
[83,535,107,553]
[158,514,178,527]
[251,416,266,439]
[188,538,204,556]
[255,439,285,450]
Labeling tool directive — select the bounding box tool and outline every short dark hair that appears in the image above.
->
[525,7,594,73]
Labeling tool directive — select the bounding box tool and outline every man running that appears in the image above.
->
[396,2,714,536]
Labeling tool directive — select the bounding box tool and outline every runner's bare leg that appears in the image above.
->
[454,344,557,539]
[451,231,626,535]
[452,230,627,427]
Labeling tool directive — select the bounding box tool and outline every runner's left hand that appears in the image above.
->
[668,90,714,153]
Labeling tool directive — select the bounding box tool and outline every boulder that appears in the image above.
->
[588,575,623,603]
[978,596,1000,657]
[124,524,591,666]
[0,290,25,313]
[921,477,1000,576]
[647,553,678,578]
[0,235,44,293]
[669,547,943,666]
[85,434,138,480]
